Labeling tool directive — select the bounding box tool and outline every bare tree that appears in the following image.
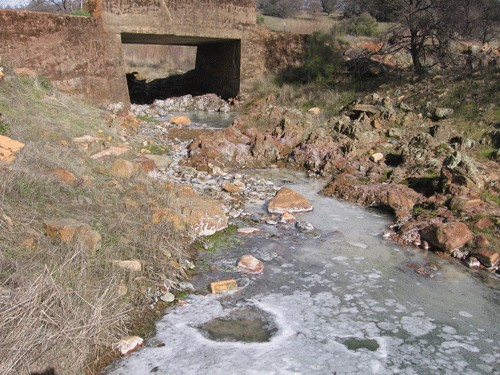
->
[26,0,79,13]
[382,0,461,73]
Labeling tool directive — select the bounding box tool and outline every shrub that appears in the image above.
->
[276,32,344,86]
[69,9,92,17]
[344,13,378,36]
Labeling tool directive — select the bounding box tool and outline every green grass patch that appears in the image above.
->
[138,115,160,123]
[143,143,169,155]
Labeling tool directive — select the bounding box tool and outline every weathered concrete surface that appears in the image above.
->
[0,2,308,106]
[0,9,129,106]
[90,0,256,99]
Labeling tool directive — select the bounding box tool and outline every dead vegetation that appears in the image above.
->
[0,70,192,374]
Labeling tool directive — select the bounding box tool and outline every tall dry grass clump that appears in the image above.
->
[0,70,191,374]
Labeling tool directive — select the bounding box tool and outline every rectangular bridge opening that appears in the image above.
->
[121,33,241,104]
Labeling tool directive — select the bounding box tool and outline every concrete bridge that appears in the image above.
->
[0,1,303,106]
[89,0,258,100]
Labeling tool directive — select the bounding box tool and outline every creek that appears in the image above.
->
[107,169,500,375]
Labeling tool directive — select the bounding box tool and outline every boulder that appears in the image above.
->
[420,222,473,253]
[109,159,137,178]
[0,135,25,164]
[132,156,157,173]
[470,218,494,230]
[164,184,228,236]
[43,219,101,255]
[112,260,142,272]
[13,67,37,78]
[72,135,106,155]
[223,182,242,194]
[449,196,482,211]
[169,116,191,125]
[49,168,79,184]
[91,145,131,160]
[470,248,500,268]
[267,187,313,214]
[237,255,264,273]
[441,151,484,194]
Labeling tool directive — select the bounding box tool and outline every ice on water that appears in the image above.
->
[107,171,500,375]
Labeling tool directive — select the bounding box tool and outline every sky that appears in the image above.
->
[0,0,30,8]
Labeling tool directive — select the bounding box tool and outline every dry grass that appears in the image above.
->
[0,71,191,374]
[122,44,197,81]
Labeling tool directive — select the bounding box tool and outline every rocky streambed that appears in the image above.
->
[105,88,500,372]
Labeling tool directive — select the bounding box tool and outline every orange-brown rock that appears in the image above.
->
[210,280,238,294]
[473,234,491,248]
[267,187,313,214]
[115,336,144,356]
[72,135,106,155]
[13,67,36,77]
[170,116,191,125]
[109,159,137,178]
[0,135,25,164]
[421,222,473,253]
[49,168,78,184]
[43,218,101,255]
[470,218,494,230]
[223,182,242,194]
[470,248,500,267]
[237,255,264,273]
[132,156,157,173]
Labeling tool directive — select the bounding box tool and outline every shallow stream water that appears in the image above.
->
[108,170,500,375]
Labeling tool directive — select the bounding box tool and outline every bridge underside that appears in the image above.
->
[121,33,241,101]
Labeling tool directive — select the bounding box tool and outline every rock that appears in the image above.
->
[151,208,185,231]
[145,154,172,169]
[267,187,313,214]
[91,145,131,160]
[43,219,101,255]
[13,67,37,77]
[470,248,500,268]
[420,222,473,253]
[109,159,137,178]
[113,260,142,272]
[449,196,482,211]
[223,182,242,194]
[170,116,191,125]
[132,156,157,172]
[430,107,454,120]
[210,279,238,294]
[473,234,491,247]
[370,152,384,163]
[115,336,143,355]
[160,292,175,303]
[352,104,378,114]
[164,184,228,236]
[470,218,494,230]
[464,256,481,268]
[0,135,25,164]
[237,255,264,273]
[441,151,484,194]
[295,220,314,232]
[49,168,79,184]
[72,135,106,154]
[237,227,262,235]
[280,211,296,223]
